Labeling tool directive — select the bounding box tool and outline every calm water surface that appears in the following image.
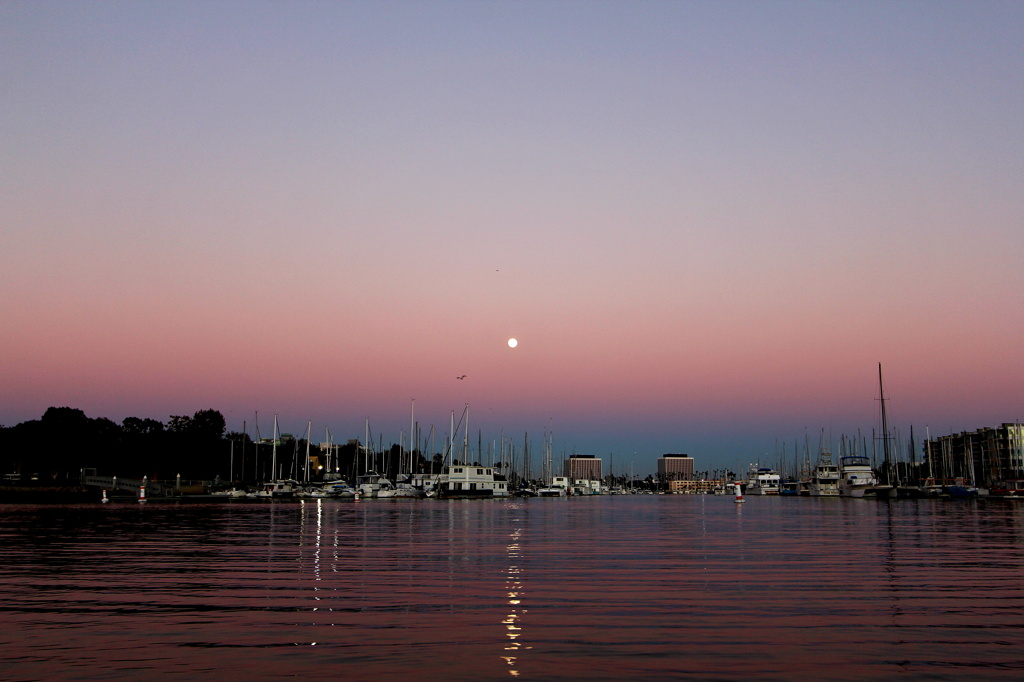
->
[3,496,1024,680]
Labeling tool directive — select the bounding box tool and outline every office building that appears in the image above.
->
[564,455,602,482]
[658,455,695,481]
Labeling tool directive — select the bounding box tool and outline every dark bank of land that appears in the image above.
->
[0,481,93,503]
[0,406,439,497]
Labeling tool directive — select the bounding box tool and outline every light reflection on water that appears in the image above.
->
[2,496,1024,679]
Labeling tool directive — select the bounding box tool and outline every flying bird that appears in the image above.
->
[457,375,466,380]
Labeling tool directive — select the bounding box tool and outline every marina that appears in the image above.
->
[4,2,1022,678]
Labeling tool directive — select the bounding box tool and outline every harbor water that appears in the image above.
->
[2,495,1024,680]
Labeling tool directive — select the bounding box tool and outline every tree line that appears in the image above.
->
[0,407,233,482]
[0,406,439,485]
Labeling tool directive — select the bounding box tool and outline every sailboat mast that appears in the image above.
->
[879,363,891,464]
[304,420,311,482]
[272,415,278,481]
[926,425,933,480]
[253,412,260,482]
[523,432,529,486]
[241,419,247,483]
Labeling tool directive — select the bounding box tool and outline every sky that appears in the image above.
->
[2,1,1022,476]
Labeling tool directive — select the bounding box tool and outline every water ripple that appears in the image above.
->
[3,497,1024,679]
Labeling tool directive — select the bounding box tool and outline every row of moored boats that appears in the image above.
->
[739,450,1014,499]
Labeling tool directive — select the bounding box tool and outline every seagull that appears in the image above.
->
[457,375,466,380]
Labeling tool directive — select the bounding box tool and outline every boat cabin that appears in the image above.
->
[439,465,509,498]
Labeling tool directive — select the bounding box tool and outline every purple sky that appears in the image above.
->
[3,1,1022,475]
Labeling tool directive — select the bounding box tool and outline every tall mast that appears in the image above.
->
[304,420,311,482]
[241,419,247,482]
[926,425,933,480]
[254,412,260,482]
[272,415,278,481]
[879,362,891,464]
[325,426,332,475]
[523,432,529,485]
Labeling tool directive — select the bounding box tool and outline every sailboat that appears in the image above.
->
[869,363,897,499]
[840,364,895,498]
[356,419,395,498]
[392,401,425,498]
[534,429,567,497]
[248,415,298,498]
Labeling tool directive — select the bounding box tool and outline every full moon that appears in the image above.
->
[507,338,518,348]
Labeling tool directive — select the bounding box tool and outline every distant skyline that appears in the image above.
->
[3,1,1022,474]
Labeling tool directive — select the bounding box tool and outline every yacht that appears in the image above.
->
[746,466,781,495]
[356,472,394,499]
[250,480,298,499]
[537,475,569,497]
[392,482,425,498]
[436,464,510,498]
[809,450,841,496]
[322,481,357,498]
[779,479,801,496]
[838,456,878,498]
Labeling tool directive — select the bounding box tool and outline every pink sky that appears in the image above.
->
[2,2,1022,473]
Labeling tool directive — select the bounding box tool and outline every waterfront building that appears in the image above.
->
[657,455,695,482]
[564,455,602,482]
[668,478,718,493]
[925,423,1024,486]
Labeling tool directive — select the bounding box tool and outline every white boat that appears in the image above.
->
[301,486,331,499]
[298,481,356,499]
[210,488,248,499]
[809,448,841,497]
[571,479,602,496]
[537,475,569,497]
[746,466,780,495]
[838,456,878,498]
[257,479,298,499]
[375,485,397,498]
[392,482,425,498]
[436,464,510,498]
[323,481,357,498]
[356,472,394,498]
[536,487,567,497]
